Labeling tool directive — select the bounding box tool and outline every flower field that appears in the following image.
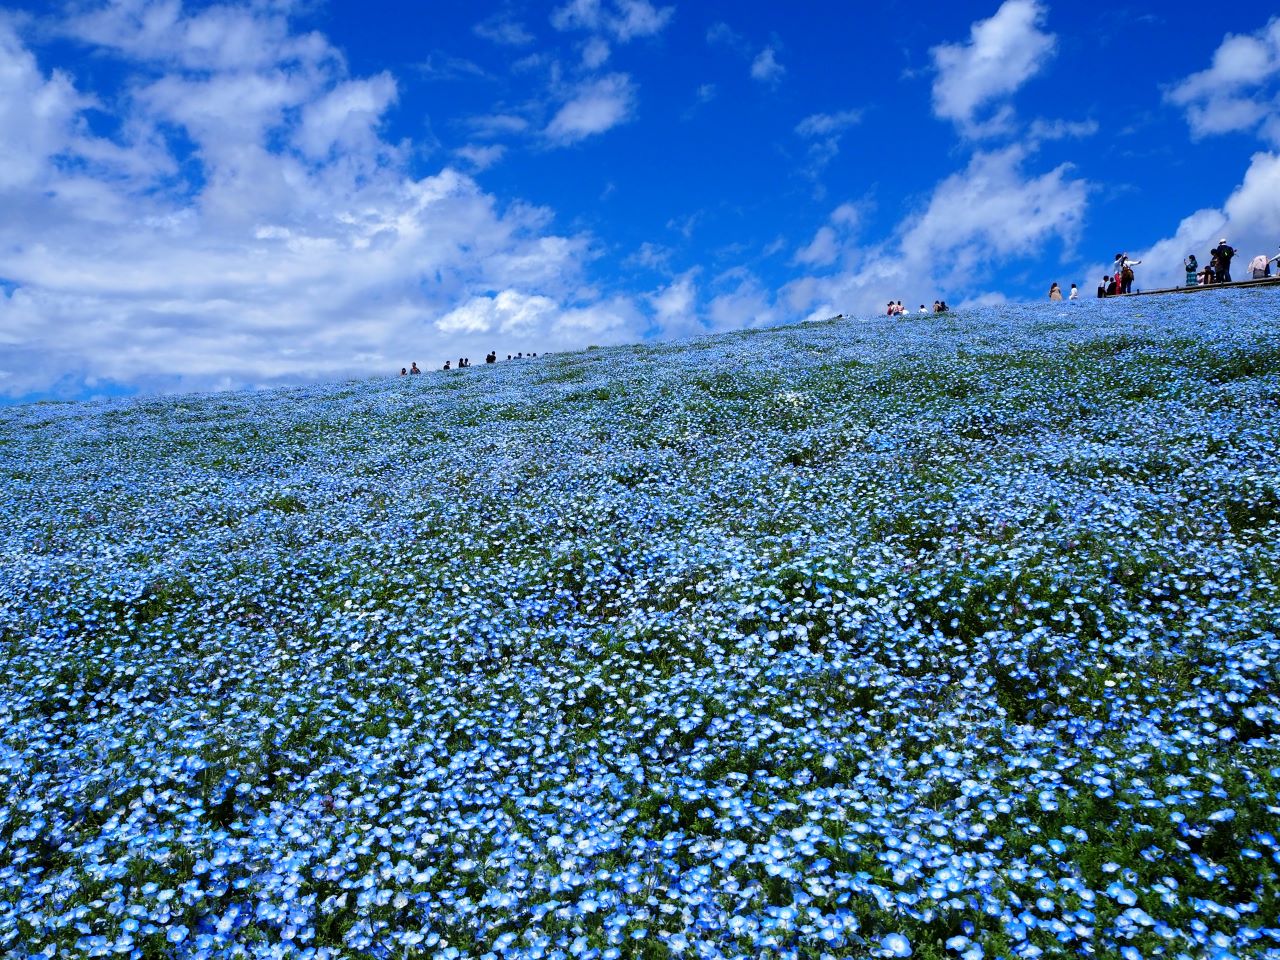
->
[3,291,1280,960]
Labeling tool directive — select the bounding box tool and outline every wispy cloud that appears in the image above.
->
[551,0,674,42]
[795,109,863,138]
[750,47,785,85]
[474,12,535,47]
[545,73,638,144]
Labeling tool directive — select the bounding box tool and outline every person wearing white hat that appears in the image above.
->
[1212,238,1237,283]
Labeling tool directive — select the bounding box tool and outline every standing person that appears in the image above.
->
[400,367,407,376]
[886,301,895,316]
[1069,283,1079,300]
[410,362,421,375]
[1184,254,1198,286]
[1250,253,1270,279]
[1097,276,1109,298]
[1115,253,1141,294]
[1212,239,1236,282]
[1049,282,1063,301]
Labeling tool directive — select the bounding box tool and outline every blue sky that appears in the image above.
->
[2,1,1279,403]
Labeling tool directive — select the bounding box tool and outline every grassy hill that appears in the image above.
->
[2,291,1280,959]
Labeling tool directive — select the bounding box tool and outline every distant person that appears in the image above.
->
[1184,254,1198,286]
[443,360,451,370]
[507,354,512,360]
[938,301,949,312]
[486,352,496,364]
[932,300,942,313]
[1097,276,1108,298]
[1212,239,1236,282]
[919,304,927,313]
[400,367,407,376]
[1249,252,1270,279]
[1049,282,1062,301]
[1199,265,1214,286]
[886,302,895,316]
[410,362,421,375]
[1069,283,1079,300]
[896,301,905,315]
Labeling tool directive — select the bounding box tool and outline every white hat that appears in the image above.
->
[1220,238,1228,244]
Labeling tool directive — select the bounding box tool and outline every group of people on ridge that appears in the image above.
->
[886,300,949,315]
[1185,240,1280,286]
[399,350,540,376]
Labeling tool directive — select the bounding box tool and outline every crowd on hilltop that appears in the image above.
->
[1084,239,1280,299]
[887,300,949,315]
[399,351,540,375]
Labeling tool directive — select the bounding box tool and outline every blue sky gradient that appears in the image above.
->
[2,1,1279,403]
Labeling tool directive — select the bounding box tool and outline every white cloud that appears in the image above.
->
[750,47,784,85]
[794,226,839,267]
[550,0,673,42]
[1166,17,1280,143]
[647,269,703,337]
[931,0,1056,134]
[0,6,648,399]
[899,145,1087,281]
[436,290,558,334]
[545,73,637,144]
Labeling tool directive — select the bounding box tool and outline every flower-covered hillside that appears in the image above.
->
[2,291,1279,960]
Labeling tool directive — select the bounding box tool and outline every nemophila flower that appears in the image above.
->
[2,294,1280,956]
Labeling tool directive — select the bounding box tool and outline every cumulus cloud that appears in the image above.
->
[750,47,785,85]
[899,145,1086,280]
[931,0,1056,135]
[0,5,646,400]
[1166,17,1280,144]
[545,73,637,144]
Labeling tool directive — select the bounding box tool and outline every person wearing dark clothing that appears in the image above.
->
[1097,277,1108,298]
[409,362,421,375]
[443,361,451,370]
[400,367,407,376]
[1212,239,1236,283]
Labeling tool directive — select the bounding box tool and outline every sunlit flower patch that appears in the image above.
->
[2,291,1280,958]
